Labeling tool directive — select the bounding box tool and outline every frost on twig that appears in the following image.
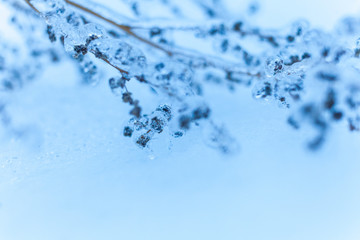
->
[1,0,360,153]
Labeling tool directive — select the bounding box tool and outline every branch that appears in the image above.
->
[24,0,40,13]
[23,0,261,79]
[65,0,173,56]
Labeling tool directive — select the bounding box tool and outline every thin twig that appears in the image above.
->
[24,0,40,13]
[23,0,261,79]
[65,0,173,56]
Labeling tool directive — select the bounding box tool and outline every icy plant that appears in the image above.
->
[1,0,360,153]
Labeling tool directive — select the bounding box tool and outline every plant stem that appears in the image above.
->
[65,0,173,56]
[24,0,40,13]
[23,0,261,79]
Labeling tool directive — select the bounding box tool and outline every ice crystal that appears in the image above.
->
[1,0,360,153]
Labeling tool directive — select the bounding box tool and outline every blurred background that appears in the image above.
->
[1,0,360,240]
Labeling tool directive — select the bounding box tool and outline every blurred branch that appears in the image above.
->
[24,0,40,13]
[64,0,174,56]
[23,0,261,79]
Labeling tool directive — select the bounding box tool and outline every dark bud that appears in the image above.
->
[135,74,147,83]
[248,2,260,14]
[136,134,151,148]
[314,118,327,130]
[94,48,106,59]
[218,24,226,35]
[296,27,303,36]
[209,24,226,35]
[265,36,279,47]
[173,131,183,138]
[155,63,165,71]
[302,52,311,59]
[50,50,60,63]
[149,27,162,38]
[74,45,87,55]
[349,119,358,131]
[47,25,56,42]
[3,80,14,90]
[60,36,65,45]
[123,126,133,137]
[355,48,360,58]
[287,117,300,129]
[209,27,218,35]
[192,106,211,120]
[109,77,126,90]
[243,51,253,66]
[85,35,98,46]
[274,60,283,74]
[107,30,119,38]
[334,50,346,62]
[317,71,338,82]
[302,104,314,114]
[131,2,139,16]
[332,111,343,120]
[179,115,191,129]
[159,38,168,44]
[31,50,42,57]
[205,7,216,18]
[346,97,357,109]
[263,82,272,97]
[221,39,229,52]
[109,78,117,90]
[233,21,243,32]
[287,55,300,65]
[308,135,325,151]
[286,35,295,43]
[156,105,172,121]
[150,117,165,133]
[233,45,242,51]
[122,92,133,104]
[130,105,141,118]
[324,89,336,109]
[0,56,4,71]
[321,47,330,58]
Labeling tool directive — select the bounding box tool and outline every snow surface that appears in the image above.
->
[1,1,360,240]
